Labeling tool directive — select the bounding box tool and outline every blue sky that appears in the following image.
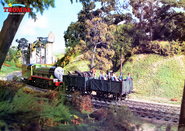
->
[0,0,85,53]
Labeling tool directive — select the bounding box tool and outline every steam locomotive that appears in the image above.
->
[22,64,134,100]
[22,64,64,89]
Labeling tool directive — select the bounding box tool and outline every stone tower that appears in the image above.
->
[26,31,55,64]
[45,31,55,64]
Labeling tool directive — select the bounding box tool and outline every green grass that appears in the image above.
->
[64,60,91,73]
[120,54,185,105]
[0,61,21,77]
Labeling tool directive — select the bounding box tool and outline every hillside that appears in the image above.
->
[64,54,185,105]
[121,54,185,105]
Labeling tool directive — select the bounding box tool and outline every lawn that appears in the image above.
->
[0,61,21,77]
[120,54,185,105]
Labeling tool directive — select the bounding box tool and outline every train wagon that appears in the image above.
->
[63,74,133,100]
[63,75,86,93]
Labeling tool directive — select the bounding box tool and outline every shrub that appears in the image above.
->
[84,51,92,60]
[16,63,22,68]
[71,91,93,113]
[145,41,183,56]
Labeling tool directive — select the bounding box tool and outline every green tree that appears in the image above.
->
[85,17,115,70]
[64,1,99,50]
[111,23,147,71]
[153,11,185,41]
[130,0,185,41]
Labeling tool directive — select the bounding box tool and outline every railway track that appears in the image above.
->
[91,99,180,124]
[25,84,180,124]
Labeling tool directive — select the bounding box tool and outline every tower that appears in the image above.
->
[45,31,55,64]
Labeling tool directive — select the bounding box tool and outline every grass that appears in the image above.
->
[0,61,21,77]
[64,60,90,73]
[120,54,185,105]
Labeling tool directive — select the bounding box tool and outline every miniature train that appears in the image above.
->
[22,64,134,100]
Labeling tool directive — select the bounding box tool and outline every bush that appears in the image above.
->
[16,63,22,68]
[0,80,72,130]
[84,51,92,60]
[144,40,183,56]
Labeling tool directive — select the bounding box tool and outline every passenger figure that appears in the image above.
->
[119,73,124,81]
[99,71,105,80]
[112,72,118,81]
[91,68,97,79]
[126,73,133,81]
[106,72,112,80]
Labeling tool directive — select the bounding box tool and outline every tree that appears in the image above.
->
[64,1,99,50]
[85,17,115,70]
[16,38,29,64]
[111,22,147,71]
[130,0,185,41]
[5,46,21,63]
[0,0,55,70]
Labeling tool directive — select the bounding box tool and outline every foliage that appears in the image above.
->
[134,40,184,56]
[129,0,185,41]
[111,23,146,71]
[54,50,74,68]
[5,46,21,63]
[71,91,93,113]
[85,17,115,70]
[15,63,22,68]
[0,62,21,76]
[153,12,185,41]
[0,81,73,130]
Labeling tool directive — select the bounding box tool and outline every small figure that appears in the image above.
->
[99,71,105,80]
[126,73,133,81]
[119,73,124,81]
[106,72,112,80]
[91,68,97,79]
[112,72,118,81]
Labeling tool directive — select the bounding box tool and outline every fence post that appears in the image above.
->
[178,80,185,130]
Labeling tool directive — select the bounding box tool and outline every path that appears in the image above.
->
[0,71,22,81]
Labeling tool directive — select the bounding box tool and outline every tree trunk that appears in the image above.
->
[91,44,97,70]
[0,13,25,70]
[149,1,153,41]
[178,80,185,130]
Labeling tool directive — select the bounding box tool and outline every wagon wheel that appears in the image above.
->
[113,93,116,100]
[121,94,126,100]
[43,80,49,89]
[74,70,83,77]
[98,92,103,101]
[40,81,44,88]
[86,90,92,95]
[66,86,71,94]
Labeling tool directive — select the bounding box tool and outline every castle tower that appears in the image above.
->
[45,31,55,64]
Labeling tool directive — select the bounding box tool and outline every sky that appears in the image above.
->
[0,0,86,53]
